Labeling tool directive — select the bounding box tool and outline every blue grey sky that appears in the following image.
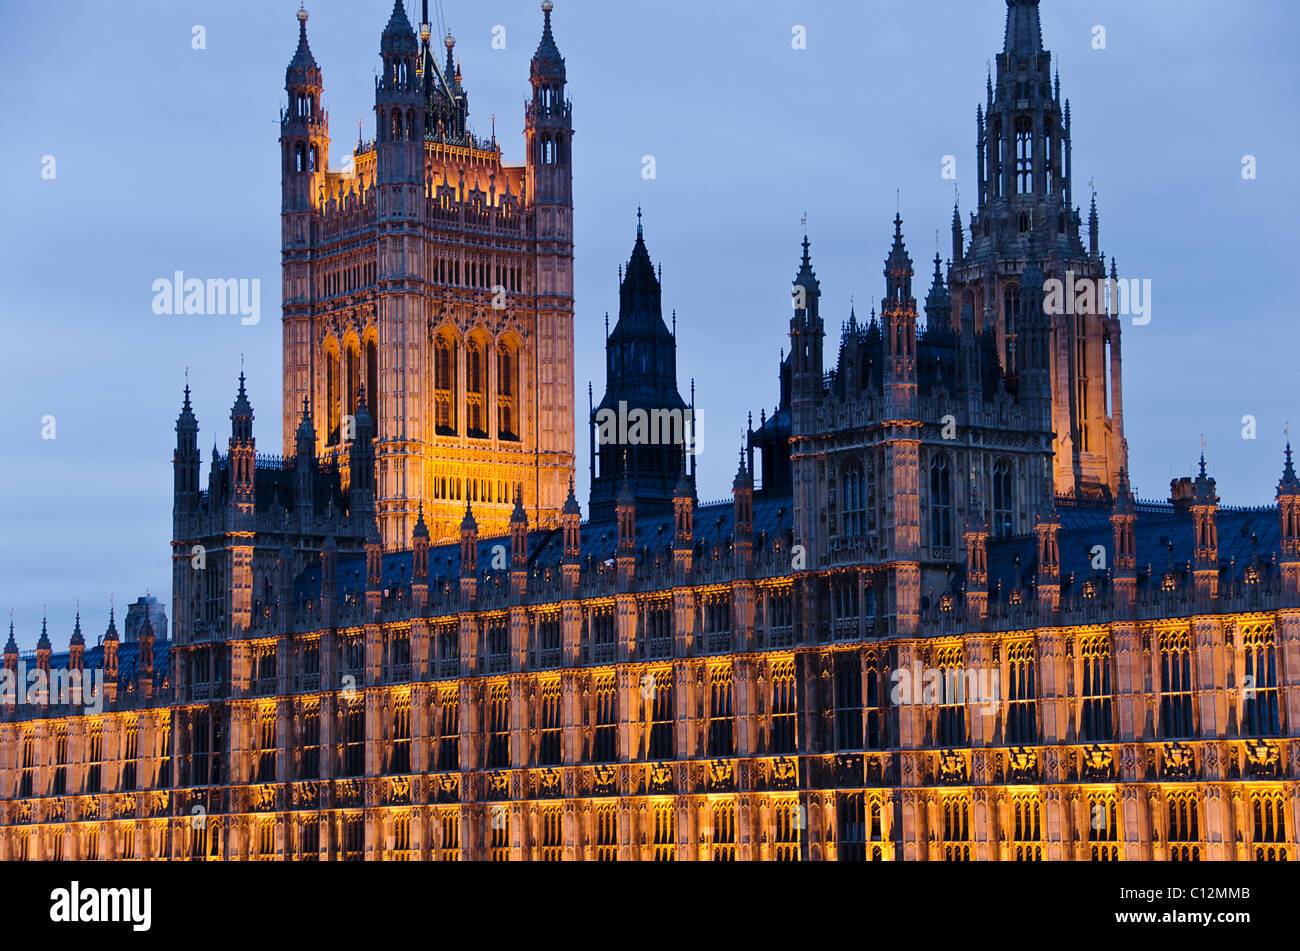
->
[1,0,1297,649]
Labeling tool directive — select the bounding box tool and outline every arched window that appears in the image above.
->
[365,336,378,415]
[842,463,867,538]
[325,341,340,445]
[344,341,360,428]
[1015,117,1033,194]
[466,338,487,438]
[434,334,457,435]
[497,341,518,441]
[1003,285,1020,374]
[992,459,1014,538]
[992,120,1004,199]
[929,455,952,549]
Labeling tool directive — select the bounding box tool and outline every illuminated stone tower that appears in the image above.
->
[948,0,1126,499]
[279,1,575,547]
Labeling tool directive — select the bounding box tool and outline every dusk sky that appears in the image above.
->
[1,0,1296,650]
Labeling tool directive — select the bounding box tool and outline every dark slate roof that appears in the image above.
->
[986,500,1281,595]
[293,495,797,604]
[24,640,172,690]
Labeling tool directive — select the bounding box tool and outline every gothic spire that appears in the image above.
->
[1003,0,1044,58]
[382,0,417,52]
[1279,441,1300,497]
[287,4,320,83]
[533,0,565,74]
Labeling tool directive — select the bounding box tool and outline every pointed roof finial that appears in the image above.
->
[636,205,643,239]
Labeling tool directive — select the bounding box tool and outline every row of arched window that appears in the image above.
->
[433,332,520,441]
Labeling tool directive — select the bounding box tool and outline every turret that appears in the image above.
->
[881,215,917,419]
[173,383,200,521]
[412,505,430,609]
[924,252,951,331]
[1277,442,1300,597]
[789,234,824,404]
[963,494,989,619]
[1035,503,1061,614]
[228,373,256,513]
[510,488,529,601]
[69,610,85,675]
[103,607,119,705]
[35,616,51,707]
[732,449,754,572]
[138,616,155,700]
[365,515,384,618]
[294,395,316,513]
[280,4,330,216]
[561,478,581,591]
[616,469,636,589]
[673,463,695,584]
[349,383,377,512]
[459,502,478,604]
[526,0,573,206]
[1191,454,1219,601]
[2,621,17,710]
[1110,467,1138,609]
[320,536,338,629]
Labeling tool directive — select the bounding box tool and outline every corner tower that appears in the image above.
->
[950,0,1126,499]
[278,2,576,547]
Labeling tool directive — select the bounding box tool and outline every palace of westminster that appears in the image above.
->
[3,0,1298,863]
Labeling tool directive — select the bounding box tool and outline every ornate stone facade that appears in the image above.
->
[0,0,1295,863]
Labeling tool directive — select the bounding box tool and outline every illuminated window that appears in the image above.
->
[86,726,102,793]
[652,803,675,861]
[1252,792,1288,861]
[340,704,364,777]
[52,730,68,796]
[708,667,734,757]
[1166,791,1201,861]
[1079,635,1113,742]
[121,720,139,791]
[434,334,457,435]
[1159,630,1195,739]
[537,681,561,767]
[18,732,33,799]
[539,806,563,862]
[595,804,618,862]
[711,801,737,862]
[592,677,617,764]
[437,809,461,862]
[1005,642,1038,744]
[773,798,802,862]
[935,646,967,748]
[497,342,518,440]
[436,687,460,772]
[648,668,675,761]
[1243,624,1281,736]
[1012,794,1043,861]
[466,339,487,438]
[256,708,277,783]
[389,697,411,775]
[1088,794,1120,861]
[486,683,510,770]
[489,806,510,861]
[342,815,364,861]
[770,660,797,755]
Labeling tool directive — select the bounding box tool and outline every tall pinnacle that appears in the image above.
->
[1003,0,1044,58]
